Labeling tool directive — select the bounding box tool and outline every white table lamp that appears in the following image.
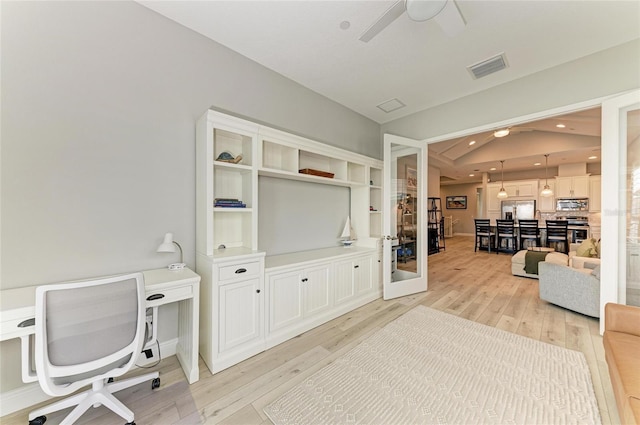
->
[157,232,185,270]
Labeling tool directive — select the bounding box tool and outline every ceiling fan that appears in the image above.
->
[359,0,466,43]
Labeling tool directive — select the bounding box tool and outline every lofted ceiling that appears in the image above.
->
[138,1,640,124]
[431,107,605,185]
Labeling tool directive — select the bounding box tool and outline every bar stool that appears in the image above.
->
[518,219,540,250]
[474,219,496,253]
[546,220,569,254]
[496,219,517,254]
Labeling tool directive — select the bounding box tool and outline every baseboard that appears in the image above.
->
[455,232,474,236]
[0,338,178,417]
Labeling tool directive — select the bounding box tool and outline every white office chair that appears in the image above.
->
[28,272,160,425]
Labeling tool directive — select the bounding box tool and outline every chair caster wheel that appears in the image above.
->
[151,377,160,389]
[29,416,46,425]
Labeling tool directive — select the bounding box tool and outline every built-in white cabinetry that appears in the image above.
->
[196,110,384,375]
[555,175,590,198]
[268,263,331,333]
[197,252,266,374]
[487,185,502,213]
[589,176,601,211]
[265,247,380,349]
[334,255,373,306]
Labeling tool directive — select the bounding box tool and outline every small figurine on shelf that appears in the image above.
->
[215,151,243,164]
[340,216,357,247]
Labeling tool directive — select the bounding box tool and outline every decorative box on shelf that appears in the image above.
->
[298,168,334,179]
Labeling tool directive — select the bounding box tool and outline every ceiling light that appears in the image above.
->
[468,140,476,146]
[494,129,510,138]
[588,155,597,160]
[497,160,508,199]
[490,167,496,171]
[556,123,566,128]
[534,162,541,166]
[540,154,554,198]
[469,174,474,177]
[339,21,351,30]
[405,0,447,22]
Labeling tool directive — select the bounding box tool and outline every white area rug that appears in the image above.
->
[264,306,601,424]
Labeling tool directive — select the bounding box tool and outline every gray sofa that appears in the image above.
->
[538,261,600,317]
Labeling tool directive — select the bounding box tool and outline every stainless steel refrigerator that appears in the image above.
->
[501,200,536,222]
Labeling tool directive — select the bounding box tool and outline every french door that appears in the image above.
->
[382,134,428,300]
[600,89,640,327]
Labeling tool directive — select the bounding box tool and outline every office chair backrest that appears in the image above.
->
[35,272,146,397]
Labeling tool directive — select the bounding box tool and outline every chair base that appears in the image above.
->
[29,372,159,425]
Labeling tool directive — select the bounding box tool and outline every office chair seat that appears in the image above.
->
[28,273,160,425]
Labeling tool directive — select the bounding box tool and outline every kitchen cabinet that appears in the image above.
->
[589,176,601,211]
[555,176,589,198]
[487,180,538,213]
[538,180,556,212]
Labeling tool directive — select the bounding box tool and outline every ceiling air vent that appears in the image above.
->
[467,53,508,79]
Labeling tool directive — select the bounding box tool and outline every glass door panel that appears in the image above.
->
[383,134,427,300]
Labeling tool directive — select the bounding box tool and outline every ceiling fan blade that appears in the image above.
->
[359,0,406,43]
[433,0,466,37]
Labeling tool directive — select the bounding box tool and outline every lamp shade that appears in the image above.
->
[405,0,447,21]
[540,185,553,197]
[497,188,509,199]
[157,233,177,253]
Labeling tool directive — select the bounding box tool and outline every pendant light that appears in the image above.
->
[497,160,508,199]
[540,154,554,197]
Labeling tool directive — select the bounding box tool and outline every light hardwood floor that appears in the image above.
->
[3,236,620,425]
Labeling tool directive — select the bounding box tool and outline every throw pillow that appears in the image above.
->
[591,265,601,279]
[595,239,601,258]
[576,238,598,257]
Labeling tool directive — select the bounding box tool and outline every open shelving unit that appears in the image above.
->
[427,197,445,255]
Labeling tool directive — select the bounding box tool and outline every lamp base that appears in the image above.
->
[167,262,186,271]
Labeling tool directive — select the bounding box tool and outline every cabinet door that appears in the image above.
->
[504,183,519,198]
[555,177,573,198]
[516,181,536,197]
[538,181,556,212]
[334,259,356,305]
[487,185,501,212]
[304,264,332,317]
[372,251,382,291]
[219,278,262,353]
[572,176,590,198]
[589,176,601,211]
[268,270,303,332]
[354,255,373,295]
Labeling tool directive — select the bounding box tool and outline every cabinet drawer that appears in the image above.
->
[146,285,193,307]
[218,261,261,281]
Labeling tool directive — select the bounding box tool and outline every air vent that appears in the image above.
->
[377,98,406,113]
[467,53,508,79]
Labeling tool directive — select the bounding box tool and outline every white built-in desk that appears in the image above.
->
[0,268,201,384]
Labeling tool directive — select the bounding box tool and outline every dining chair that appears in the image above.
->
[496,219,517,254]
[518,219,540,250]
[474,219,496,253]
[545,220,570,254]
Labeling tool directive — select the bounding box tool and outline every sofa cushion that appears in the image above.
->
[591,265,601,279]
[575,238,598,257]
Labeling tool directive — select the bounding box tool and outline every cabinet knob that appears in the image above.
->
[256,289,261,293]
[301,278,308,282]
[235,268,247,274]
[354,265,360,269]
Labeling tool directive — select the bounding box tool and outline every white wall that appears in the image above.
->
[0,1,380,394]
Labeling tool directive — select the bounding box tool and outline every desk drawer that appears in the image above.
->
[218,261,261,282]
[146,284,193,307]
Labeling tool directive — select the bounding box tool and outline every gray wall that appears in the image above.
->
[0,1,379,393]
[382,39,640,142]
